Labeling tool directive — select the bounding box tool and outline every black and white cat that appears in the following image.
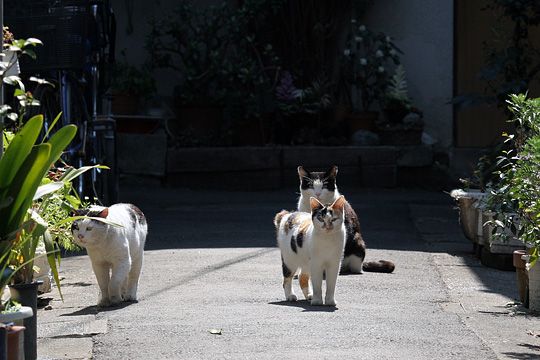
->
[297,165,395,274]
[72,203,148,307]
[275,196,347,306]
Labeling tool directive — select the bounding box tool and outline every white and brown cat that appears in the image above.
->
[275,196,347,306]
[297,165,395,274]
[72,203,148,307]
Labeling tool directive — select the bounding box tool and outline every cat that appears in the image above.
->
[274,195,347,306]
[71,203,148,307]
[297,165,395,274]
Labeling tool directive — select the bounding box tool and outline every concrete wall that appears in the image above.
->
[362,1,454,150]
[111,0,455,149]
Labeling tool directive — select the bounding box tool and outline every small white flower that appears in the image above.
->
[386,36,391,42]
[358,25,366,32]
[344,49,351,56]
[360,58,367,65]
[378,66,385,73]
[355,36,363,42]
[389,49,397,56]
[375,50,384,58]
[351,19,357,24]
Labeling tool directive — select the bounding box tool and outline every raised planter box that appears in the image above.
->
[166,146,400,189]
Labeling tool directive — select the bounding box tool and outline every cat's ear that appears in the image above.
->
[330,195,346,211]
[309,197,324,212]
[97,208,109,218]
[71,209,85,217]
[326,165,338,178]
[298,166,309,178]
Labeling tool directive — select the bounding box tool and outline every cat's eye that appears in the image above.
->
[331,218,339,222]
[86,227,93,231]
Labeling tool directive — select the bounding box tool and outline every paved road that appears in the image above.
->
[37,185,540,359]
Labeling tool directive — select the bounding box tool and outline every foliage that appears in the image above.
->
[268,1,364,93]
[384,65,411,108]
[275,72,331,115]
[0,35,107,302]
[485,94,540,264]
[342,22,401,112]
[0,115,76,296]
[147,1,234,106]
[481,0,540,107]
[455,1,540,109]
[0,37,44,131]
[110,57,156,98]
[148,0,281,118]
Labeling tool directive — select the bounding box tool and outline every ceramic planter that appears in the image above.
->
[527,259,540,312]
[482,212,525,254]
[513,249,529,306]
[450,189,487,244]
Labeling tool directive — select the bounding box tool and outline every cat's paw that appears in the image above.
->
[123,294,138,303]
[109,295,123,305]
[305,294,313,301]
[325,299,336,307]
[286,294,298,302]
[311,298,323,306]
[97,298,111,307]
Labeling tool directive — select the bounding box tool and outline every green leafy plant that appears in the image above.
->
[485,94,540,264]
[147,1,233,107]
[382,65,413,123]
[0,115,76,296]
[111,57,156,98]
[342,22,401,112]
[275,72,331,115]
[454,1,540,110]
[148,0,280,113]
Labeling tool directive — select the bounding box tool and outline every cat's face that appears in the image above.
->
[71,207,109,247]
[310,195,345,232]
[298,165,338,204]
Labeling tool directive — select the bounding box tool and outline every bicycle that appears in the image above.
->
[5,0,119,205]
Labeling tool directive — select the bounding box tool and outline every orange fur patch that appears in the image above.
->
[299,273,309,290]
[298,218,311,235]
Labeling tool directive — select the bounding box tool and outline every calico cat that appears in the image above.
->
[72,203,148,307]
[274,196,347,306]
[297,165,395,274]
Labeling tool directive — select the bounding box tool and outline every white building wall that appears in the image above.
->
[363,0,454,149]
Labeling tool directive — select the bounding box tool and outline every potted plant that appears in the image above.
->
[110,56,156,116]
[341,21,401,132]
[274,71,332,144]
[479,94,540,306]
[147,1,232,141]
[376,65,424,145]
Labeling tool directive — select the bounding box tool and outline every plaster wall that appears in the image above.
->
[362,1,454,149]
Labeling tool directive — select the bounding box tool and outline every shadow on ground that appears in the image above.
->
[268,300,338,313]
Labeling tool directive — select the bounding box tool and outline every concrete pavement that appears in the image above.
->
[36,185,540,359]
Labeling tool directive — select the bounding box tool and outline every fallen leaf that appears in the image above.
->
[209,329,222,335]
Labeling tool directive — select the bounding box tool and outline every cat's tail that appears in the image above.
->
[274,210,290,229]
[362,260,395,273]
